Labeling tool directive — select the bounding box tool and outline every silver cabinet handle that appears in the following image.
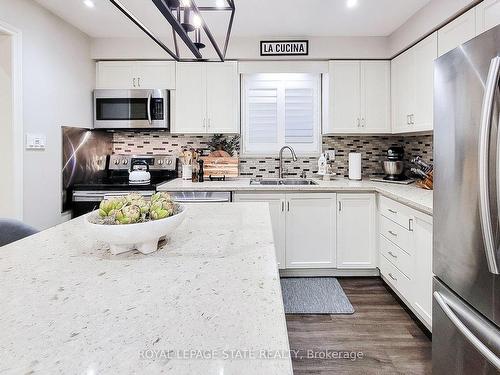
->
[388,273,397,281]
[287,201,290,212]
[406,114,411,125]
[361,118,365,128]
[146,92,152,125]
[203,118,206,128]
[409,218,414,232]
[388,230,397,237]
[410,114,415,124]
[133,77,136,87]
[281,201,284,212]
[434,291,500,370]
[338,201,342,212]
[479,56,500,275]
[137,77,141,87]
[388,251,397,259]
[388,208,397,214]
[357,118,360,127]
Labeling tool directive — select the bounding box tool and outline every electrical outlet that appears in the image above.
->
[325,150,336,160]
[25,134,46,150]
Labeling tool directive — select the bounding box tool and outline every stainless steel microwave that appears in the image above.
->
[93,89,170,129]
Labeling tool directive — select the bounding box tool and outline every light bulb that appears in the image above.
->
[192,14,202,28]
[347,0,358,8]
[83,0,95,8]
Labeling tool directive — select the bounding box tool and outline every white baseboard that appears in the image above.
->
[279,268,380,277]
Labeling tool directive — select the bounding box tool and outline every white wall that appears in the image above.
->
[0,33,15,218]
[388,0,478,55]
[91,35,390,60]
[0,0,94,230]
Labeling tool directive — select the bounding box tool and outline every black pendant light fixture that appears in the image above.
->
[109,0,235,62]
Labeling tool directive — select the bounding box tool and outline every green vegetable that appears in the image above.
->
[115,205,141,224]
[149,199,175,220]
[98,197,125,218]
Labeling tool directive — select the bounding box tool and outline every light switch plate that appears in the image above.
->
[26,133,46,150]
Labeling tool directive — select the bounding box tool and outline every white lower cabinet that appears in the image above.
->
[233,192,337,269]
[411,213,433,327]
[378,196,433,330]
[336,194,377,269]
[285,193,337,269]
[233,193,286,269]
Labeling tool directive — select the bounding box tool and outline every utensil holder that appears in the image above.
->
[182,165,192,180]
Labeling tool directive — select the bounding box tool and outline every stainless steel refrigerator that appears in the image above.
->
[434,25,500,373]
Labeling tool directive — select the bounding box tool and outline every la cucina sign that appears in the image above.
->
[260,40,309,56]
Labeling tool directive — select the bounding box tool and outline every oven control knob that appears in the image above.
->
[114,159,120,165]
[167,160,172,165]
[123,159,128,165]
[158,160,164,165]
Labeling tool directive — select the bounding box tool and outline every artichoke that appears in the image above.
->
[115,205,141,224]
[149,199,175,220]
[151,192,172,203]
[98,197,125,218]
[125,193,145,203]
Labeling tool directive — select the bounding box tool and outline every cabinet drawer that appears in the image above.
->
[379,235,413,279]
[379,254,412,300]
[380,215,411,253]
[379,196,412,230]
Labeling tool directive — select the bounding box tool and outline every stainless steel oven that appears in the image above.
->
[93,89,170,129]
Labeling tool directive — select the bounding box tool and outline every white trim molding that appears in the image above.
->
[0,20,23,220]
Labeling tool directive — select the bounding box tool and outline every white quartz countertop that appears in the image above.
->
[158,178,433,215]
[0,204,293,375]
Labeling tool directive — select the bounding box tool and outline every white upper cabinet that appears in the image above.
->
[206,62,240,134]
[325,60,390,134]
[336,194,377,269]
[391,32,437,133]
[476,0,500,35]
[361,61,391,133]
[96,61,176,89]
[173,62,239,134]
[438,8,476,56]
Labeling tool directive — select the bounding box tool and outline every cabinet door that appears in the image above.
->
[328,61,361,133]
[413,32,437,131]
[206,62,239,134]
[391,50,415,133]
[285,193,336,268]
[476,0,500,35]
[173,63,206,134]
[438,8,476,56]
[411,212,433,328]
[361,61,390,133]
[233,193,286,269]
[136,61,176,89]
[96,61,135,89]
[337,194,377,268]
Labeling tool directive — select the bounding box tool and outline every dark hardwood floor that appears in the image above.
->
[285,277,431,375]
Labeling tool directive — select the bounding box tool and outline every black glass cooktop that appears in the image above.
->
[73,175,175,191]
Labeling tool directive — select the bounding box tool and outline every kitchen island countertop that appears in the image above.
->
[0,203,292,374]
[158,178,433,215]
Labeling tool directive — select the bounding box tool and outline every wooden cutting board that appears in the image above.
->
[201,157,239,178]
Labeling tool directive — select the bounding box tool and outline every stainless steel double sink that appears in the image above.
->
[250,178,318,186]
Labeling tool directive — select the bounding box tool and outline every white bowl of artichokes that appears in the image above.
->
[85,192,186,255]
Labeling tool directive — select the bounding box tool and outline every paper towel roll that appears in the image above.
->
[348,153,362,180]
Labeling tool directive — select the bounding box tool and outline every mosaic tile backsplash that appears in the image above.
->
[112,132,433,179]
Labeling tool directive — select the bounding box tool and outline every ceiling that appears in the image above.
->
[35,0,432,39]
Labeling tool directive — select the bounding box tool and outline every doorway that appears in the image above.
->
[0,22,22,220]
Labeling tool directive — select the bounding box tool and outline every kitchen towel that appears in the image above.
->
[348,152,362,180]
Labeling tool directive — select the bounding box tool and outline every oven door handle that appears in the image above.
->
[173,199,230,203]
[147,92,152,125]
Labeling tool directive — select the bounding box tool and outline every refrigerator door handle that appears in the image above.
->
[434,291,500,370]
[478,56,500,275]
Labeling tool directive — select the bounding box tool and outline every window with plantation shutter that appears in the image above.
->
[242,73,321,156]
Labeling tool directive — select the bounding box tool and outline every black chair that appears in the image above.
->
[0,219,38,247]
